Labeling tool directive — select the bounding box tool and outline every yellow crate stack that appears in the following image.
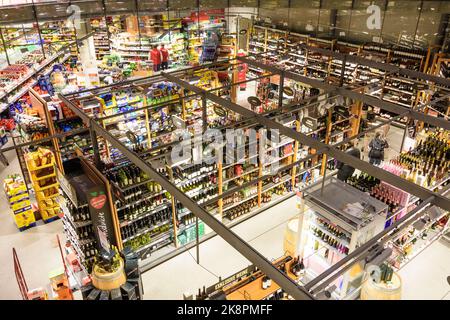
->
[25,148,62,223]
[3,174,36,231]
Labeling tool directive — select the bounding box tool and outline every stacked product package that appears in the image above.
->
[3,174,35,230]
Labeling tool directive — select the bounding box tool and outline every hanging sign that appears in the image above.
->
[205,265,256,294]
[283,86,295,97]
[214,106,227,117]
[86,185,116,252]
[302,116,318,130]
[247,96,262,107]
[126,130,138,145]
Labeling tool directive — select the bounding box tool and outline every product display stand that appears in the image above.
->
[301,177,388,299]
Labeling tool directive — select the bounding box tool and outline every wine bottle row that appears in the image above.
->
[347,173,380,193]
[121,208,172,240]
[66,201,91,222]
[173,163,217,180]
[118,198,169,222]
[370,184,401,214]
[311,226,349,255]
[315,217,351,242]
[226,198,258,220]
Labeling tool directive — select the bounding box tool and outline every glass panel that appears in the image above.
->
[35,2,71,21]
[139,0,167,14]
[260,0,289,9]
[199,0,228,9]
[0,5,35,24]
[38,17,78,57]
[230,0,258,7]
[104,0,136,14]
[382,0,421,48]
[348,0,386,44]
[415,1,449,48]
[169,0,198,10]
[289,0,321,34]
[321,0,352,9]
[2,22,43,64]
[72,0,104,17]
[317,8,332,38]
[259,1,289,29]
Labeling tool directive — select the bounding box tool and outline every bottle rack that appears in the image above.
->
[249,25,428,123]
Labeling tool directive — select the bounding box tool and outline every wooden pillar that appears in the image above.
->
[218,162,223,220]
[166,165,178,248]
[350,99,363,136]
[291,120,300,187]
[257,162,263,207]
[320,108,333,176]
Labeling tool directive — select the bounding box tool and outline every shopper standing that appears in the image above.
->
[369,132,389,165]
[150,45,161,73]
[337,140,361,182]
[160,44,169,71]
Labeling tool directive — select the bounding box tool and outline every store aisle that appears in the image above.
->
[141,196,299,299]
[0,142,64,300]
[398,239,450,300]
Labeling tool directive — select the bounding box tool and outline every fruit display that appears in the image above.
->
[3,174,35,230]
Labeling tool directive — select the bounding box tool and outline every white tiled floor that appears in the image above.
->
[141,196,298,300]
[398,239,450,300]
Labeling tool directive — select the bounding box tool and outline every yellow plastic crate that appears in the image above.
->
[13,210,36,228]
[8,192,29,204]
[11,199,31,212]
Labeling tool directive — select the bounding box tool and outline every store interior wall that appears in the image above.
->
[0,0,449,57]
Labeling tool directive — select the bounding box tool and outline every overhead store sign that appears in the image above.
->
[283,86,295,97]
[206,265,256,294]
[214,106,227,117]
[302,116,318,130]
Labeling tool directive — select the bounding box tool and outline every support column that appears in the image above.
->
[0,28,10,65]
[278,70,285,108]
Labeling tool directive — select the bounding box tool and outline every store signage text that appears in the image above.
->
[205,266,255,294]
[86,186,116,252]
[366,4,381,30]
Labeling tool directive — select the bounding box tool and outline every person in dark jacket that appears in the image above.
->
[337,141,361,182]
[369,132,389,165]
